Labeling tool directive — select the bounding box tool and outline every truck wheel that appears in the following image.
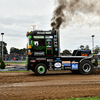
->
[79,60,94,75]
[35,63,47,75]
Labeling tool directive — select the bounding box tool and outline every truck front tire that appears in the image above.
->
[35,63,47,75]
[79,60,94,75]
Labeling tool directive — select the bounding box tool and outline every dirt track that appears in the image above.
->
[0,70,100,100]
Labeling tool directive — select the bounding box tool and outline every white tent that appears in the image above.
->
[97,53,100,55]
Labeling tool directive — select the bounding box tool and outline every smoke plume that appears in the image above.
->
[51,0,100,30]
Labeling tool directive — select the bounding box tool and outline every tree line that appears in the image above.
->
[61,45,100,55]
[10,47,26,55]
[2,47,26,55]
[2,45,100,56]
[0,42,26,56]
[79,45,100,54]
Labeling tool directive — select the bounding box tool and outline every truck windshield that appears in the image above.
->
[27,36,31,45]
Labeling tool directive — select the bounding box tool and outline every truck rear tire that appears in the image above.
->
[35,63,47,75]
[79,60,94,75]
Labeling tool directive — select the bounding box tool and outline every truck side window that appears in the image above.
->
[33,39,45,46]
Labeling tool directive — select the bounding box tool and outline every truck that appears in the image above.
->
[26,30,98,75]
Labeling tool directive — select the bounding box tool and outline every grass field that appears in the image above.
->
[98,61,100,64]
[4,62,26,64]
[0,70,28,73]
[46,97,100,100]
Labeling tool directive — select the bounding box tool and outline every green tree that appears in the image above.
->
[0,41,8,57]
[0,58,5,69]
[19,48,26,55]
[84,45,90,50]
[10,47,26,55]
[80,45,84,50]
[79,45,90,50]
[3,44,8,54]
[94,45,100,54]
[10,47,19,54]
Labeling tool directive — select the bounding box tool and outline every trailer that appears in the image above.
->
[26,30,98,75]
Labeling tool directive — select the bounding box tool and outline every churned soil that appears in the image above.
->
[0,70,100,100]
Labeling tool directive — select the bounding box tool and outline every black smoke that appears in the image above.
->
[51,0,100,30]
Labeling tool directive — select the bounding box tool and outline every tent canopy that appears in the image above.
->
[97,53,100,55]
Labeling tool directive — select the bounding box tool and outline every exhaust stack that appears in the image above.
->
[56,29,60,57]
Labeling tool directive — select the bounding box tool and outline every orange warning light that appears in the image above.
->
[26,31,29,36]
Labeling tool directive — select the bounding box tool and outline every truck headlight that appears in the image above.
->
[27,45,32,49]
[28,50,32,55]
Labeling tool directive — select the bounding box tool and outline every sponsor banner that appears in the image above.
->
[54,62,61,68]
[71,64,78,70]
[45,36,53,39]
[54,42,57,45]
[49,62,53,66]
[36,58,46,61]
[54,44,57,47]
[34,52,45,56]
[47,59,54,62]
[62,61,71,66]
[62,63,71,66]
[47,48,51,49]
[62,61,71,63]
[33,36,44,39]
[72,62,78,64]
[54,68,61,70]
[30,60,36,63]
[54,38,57,41]
[56,58,60,60]
[55,58,61,62]
[49,66,53,70]
[46,39,51,41]
[54,38,58,47]
[54,45,58,47]
[64,67,71,69]
[54,35,57,38]
[37,32,52,34]
[55,48,58,51]
[55,60,62,62]
[47,46,51,48]
[61,65,64,69]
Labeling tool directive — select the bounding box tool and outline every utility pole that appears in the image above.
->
[1,33,4,60]
[92,35,95,54]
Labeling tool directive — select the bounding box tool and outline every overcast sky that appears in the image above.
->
[0,0,100,53]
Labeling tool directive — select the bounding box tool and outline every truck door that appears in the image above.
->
[45,38,53,56]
